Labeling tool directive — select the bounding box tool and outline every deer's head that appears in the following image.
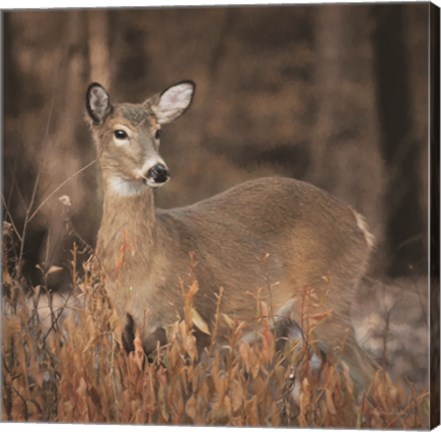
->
[86,81,195,195]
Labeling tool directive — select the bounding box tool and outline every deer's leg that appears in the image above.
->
[122,313,135,353]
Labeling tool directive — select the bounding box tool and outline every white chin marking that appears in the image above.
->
[146,179,168,188]
[108,176,145,196]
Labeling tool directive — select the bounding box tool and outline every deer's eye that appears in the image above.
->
[114,130,128,140]
[155,129,161,140]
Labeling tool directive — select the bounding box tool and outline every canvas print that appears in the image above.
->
[1,2,440,429]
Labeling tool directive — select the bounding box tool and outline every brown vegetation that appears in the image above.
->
[2,242,429,428]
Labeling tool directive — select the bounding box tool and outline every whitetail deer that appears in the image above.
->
[86,80,377,389]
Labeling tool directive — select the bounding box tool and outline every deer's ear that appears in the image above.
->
[86,83,113,125]
[151,81,195,125]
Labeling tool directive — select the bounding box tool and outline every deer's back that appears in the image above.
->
[153,177,372,331]
[162,177,368,256]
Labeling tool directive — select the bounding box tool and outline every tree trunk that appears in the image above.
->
[373,4,426,276]
[310,5,385,273]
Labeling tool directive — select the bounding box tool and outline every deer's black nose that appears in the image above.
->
[147,163,169,184]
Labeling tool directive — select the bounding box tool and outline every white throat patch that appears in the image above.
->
[108,176,145,196]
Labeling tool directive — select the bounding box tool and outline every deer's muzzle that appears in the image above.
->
[146,163,169,186]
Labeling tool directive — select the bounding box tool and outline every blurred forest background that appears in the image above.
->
[3,3,432,288]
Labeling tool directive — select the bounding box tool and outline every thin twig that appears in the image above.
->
[17,174,41,278]
[6,148,20,210]
[385,391,430,428]
[42,291,75,342]
[28,159,96,223]
[1,195,22,241]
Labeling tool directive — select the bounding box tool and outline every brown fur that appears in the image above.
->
[87,81,377,390]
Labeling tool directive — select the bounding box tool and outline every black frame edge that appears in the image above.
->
[430,2,441,429]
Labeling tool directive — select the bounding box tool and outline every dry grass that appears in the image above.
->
[1,243,430,428]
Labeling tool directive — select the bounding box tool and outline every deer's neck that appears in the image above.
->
[96,184,157,279]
